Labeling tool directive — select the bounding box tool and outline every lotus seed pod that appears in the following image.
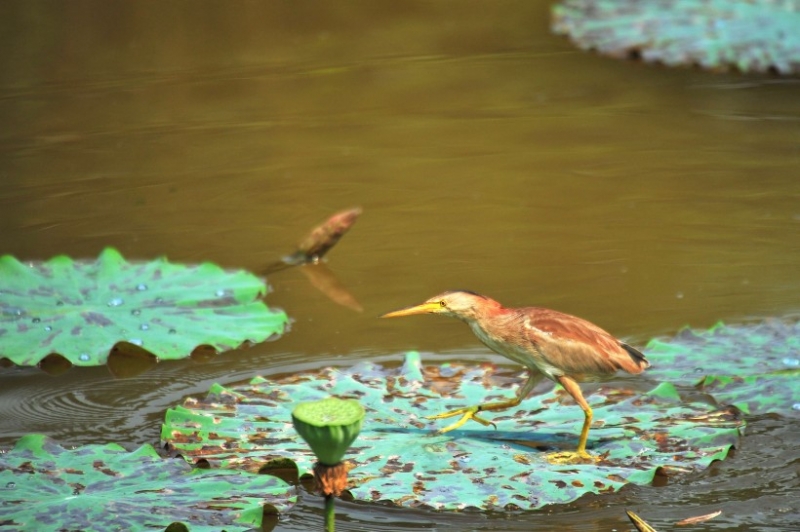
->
[292,398,365,466]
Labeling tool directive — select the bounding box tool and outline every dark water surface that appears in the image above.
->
[1,2,799,530]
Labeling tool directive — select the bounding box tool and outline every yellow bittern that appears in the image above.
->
[381,290,649,464]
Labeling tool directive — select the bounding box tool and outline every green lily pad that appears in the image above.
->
[0,248,288,367]
[646,320,800,414]
[162,352,742,511]
[0,434,296,531]
[552,0,800,74]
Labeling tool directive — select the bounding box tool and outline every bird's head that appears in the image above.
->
[381,290,496,322]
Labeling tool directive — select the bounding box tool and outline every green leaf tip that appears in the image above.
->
[292,398,365,465]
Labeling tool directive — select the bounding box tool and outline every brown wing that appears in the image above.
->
[521,307,648,379]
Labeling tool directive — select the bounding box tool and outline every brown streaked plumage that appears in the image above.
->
[381,290,648,464]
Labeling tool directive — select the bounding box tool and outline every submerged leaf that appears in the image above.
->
[163,352,742,511]
[0,248,288,367]
[0,434,296,532]
[552,0,800,74]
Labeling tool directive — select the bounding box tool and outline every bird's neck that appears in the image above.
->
[459,297,509,324]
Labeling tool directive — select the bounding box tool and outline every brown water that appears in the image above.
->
[1,2,799,530]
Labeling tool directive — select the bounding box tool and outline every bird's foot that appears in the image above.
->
[425,406,496,433]
[545,450,599,465]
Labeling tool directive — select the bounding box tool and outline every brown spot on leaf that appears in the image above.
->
[92,460,117,477]
[16,461,35,474]
[82,312,112,326]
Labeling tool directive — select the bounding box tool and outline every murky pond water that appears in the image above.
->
[1,2,799,530]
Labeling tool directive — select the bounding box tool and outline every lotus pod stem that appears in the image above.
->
[293,398,364,532]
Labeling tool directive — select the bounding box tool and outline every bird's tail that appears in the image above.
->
[620,342,650,371]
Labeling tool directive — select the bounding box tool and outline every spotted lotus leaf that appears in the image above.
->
[552,0,800,74]
[0,248,288,366]
[645,319,800,414]
[162,352,742,511]
[0,434,295,531]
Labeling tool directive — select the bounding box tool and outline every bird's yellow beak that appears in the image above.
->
[380,301,441,318]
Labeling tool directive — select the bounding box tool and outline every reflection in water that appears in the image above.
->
[1,2,799,530]
[299,263,364,312]
[106,343,159,379]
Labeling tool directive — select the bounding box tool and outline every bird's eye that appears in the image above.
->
[439,300,446,307]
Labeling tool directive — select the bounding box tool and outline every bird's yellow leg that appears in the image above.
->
[426,370,544,433]
[546,376,599,464]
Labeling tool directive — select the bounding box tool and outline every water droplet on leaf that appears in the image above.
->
[131,309,141,316]
[155,297,164,304]
[793,403,800,411]
[107,297,124,307]
[136,283,148,291]
[782,358,800,367]
[44,325,52,331]
[140,324,149,331]
[32,317,41,323]
[5,482,15,489]
[79,353,90,362]
[215,289,226,297]
[129,338,143,346]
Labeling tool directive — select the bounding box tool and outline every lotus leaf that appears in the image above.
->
[646,319,800,414]
[0,434,296,531]
[552,0,800,74]
[162,352,742,511]
[0,248,288,366]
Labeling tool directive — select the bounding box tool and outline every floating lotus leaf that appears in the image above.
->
[0,434,296,531]
[0,248,288,366]
[162,352,742,511]
[646,320,800,414]
[552,0,800,74]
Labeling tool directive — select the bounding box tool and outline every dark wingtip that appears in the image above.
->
[620,342,650,369]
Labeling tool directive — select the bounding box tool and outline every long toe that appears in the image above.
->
[425,406,473,421]
[425,405,498,433]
